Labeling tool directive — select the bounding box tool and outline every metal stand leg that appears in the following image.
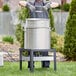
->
[19,48,57,71]
[30,50,34,72]
[20,50,22,70]
[54,49,56,71]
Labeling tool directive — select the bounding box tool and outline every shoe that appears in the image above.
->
[28,66,30,68]
[42,61,50,68]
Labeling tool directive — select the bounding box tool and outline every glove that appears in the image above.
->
[19,1,27,7]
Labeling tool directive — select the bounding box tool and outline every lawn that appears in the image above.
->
[0,62,76,76]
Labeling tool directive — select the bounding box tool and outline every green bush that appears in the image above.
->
[61,3,70,11]
[51,32,57,48]
[15,24,24,47]
[55,35,64,53]
[18,7,29,22]
[2,4,10,12]
[49,8,55,31]
[2,36,14,44]
[51,32,64,53]
[16,7,30,47]
[64,0,76,60]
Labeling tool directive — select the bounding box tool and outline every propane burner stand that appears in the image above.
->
[19,48,56,72]
[19,18,56,72]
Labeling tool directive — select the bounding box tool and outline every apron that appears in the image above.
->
[30,2,49,18]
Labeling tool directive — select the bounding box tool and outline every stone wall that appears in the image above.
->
[0,12,69,35]
[53,12,69,35]
[0,12,15,36]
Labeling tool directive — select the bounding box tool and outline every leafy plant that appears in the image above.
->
[61,3,70,11]
[2,4,10,12]
[15,24,24,47]
[51,32,57,48]
[18,7,29,23]
[56,35,64,53]
[64,0,76,60]
[49,8,55,31]
[2,36,14,44]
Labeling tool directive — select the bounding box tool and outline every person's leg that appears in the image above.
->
[41,52,50,68]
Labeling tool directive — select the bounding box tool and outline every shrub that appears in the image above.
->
[51,32,64,53]
[61,3,70,11]
[55,35,64,53]
[2,4,10,12]
[16,7,30,47]
[18,7,29,22]
[51,32,57,48]
[49,8,55,31]
[15,24,24,47]
[2,36,14,44]
[64,0,76,60]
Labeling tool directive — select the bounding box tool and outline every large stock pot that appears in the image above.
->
[24,18,50,49]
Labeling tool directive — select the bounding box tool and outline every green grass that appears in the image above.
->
[0,62,76,76]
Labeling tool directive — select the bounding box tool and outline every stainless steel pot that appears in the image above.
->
[24,18,50,49]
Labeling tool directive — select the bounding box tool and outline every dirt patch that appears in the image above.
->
[0,42,65,61]
[0,42,20,61]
